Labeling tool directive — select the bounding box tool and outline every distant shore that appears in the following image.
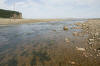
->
[0,18,65,25]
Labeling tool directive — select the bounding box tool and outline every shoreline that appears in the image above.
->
[0,18,65,25]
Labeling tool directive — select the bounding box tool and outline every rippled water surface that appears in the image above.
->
[1,19,99,66]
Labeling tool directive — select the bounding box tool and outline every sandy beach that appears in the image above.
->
[0,18,64,25]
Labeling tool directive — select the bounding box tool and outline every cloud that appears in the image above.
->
[0,0,100,18]
[0,0,7,9]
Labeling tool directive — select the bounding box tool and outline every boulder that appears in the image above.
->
[63,26,68,30]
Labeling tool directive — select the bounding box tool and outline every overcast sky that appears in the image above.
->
[0,0,100,19]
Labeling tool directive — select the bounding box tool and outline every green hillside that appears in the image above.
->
[0,9,22,18]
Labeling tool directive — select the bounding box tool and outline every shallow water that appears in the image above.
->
[0,20,85,47]
[0,19,99,66]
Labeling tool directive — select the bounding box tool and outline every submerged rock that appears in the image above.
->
[76,47,85,51]
[65,38,70,43]
[63,26,68,30]
[69,61,76,65]
[82,24,86,26]
[73,32,79,36]
[74,22,81,26]
[72,27,81,29]
[52,30,56,32]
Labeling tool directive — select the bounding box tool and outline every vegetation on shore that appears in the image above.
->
[0,9,22,19]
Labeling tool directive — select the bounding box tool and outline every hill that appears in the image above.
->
[0,9,22,19]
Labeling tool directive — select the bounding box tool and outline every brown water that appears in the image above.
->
[0,19,99,66]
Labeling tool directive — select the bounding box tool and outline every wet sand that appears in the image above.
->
[0,19,100,66]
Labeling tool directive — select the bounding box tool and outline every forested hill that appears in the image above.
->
[0,9,22,19]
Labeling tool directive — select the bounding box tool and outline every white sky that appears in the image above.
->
[0,0,100,19]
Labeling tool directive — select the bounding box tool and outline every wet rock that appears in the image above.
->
[63,26,68,30]
[76,47,85,51]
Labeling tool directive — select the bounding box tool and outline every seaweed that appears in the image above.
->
[30,50,51,66]
[7,58,17,66]
[30,56,37,66]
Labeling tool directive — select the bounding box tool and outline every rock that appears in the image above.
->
[88,42,94,45]
[72,27,81,29]
[94,49,96,52]
[73,32,79,36]
[96,48,100,51]
[52,30,56,32]
[82,24,86,26]
[88,39,94,45]
[65,38,70,43]
[89,39,94,42]
[83,52,88,57]
[70,61,76,65]
[63,26,68,30]
[74,22,81,26]
[95,32,99,36]
[97,54,99,56]
[76,47,85,51]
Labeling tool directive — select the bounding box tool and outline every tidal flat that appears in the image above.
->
[0,19,100,66]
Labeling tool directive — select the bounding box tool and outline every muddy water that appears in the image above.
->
[0,19,99,66]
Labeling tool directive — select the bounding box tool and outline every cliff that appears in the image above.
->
[0,9,22,19]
